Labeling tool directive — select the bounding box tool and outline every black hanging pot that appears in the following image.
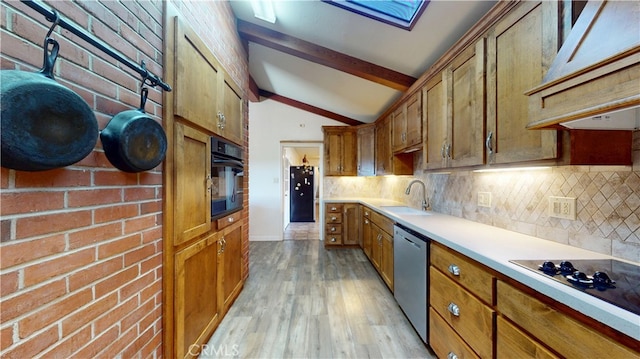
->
[1,38,98,171]
[100,87,167,173]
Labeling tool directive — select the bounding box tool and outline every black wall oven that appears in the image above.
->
[211,136,244,220]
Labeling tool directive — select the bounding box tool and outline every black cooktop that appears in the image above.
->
[510,259,640,316]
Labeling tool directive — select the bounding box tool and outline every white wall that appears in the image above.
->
[248,99,344,241]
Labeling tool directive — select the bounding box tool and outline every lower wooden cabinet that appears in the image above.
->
[429,307,480,359]
[324,203,359,247]
[369,210,394,291]
[496,316,559,359]
[220,222,243,312]
[361,206,372,259]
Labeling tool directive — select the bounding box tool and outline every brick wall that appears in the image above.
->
[1,1,163,357]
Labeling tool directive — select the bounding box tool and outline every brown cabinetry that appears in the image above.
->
[485,1,559,164]
[392,91,422,153]
[375,115,413,176]
[361,206,372,258]
[357,124,375,176]
[323,126,357,176]
[369,210,394,291]
[324,203,359,247]
[429,243,495,359]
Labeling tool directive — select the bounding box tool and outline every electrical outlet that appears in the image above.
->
[548,196,576,220]
[478,192,492,208]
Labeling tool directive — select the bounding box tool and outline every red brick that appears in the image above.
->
[120,271,154,301]
[1,219,11,242]
[94,296,138,335]
[1,167,9,188]
[141,227,162,244]
[119,23,155,61]
[124,242,156,267]
[0,234,66,269]
[68,222,123,250]
[9,11,48,52]
[0,278,65,322]
[59,60,118,99]
[96,94,130,116]
[47,1,90,29]
[1,326,58,359]
[94,204,139,224]
[95,266,138,299]
[68,257,123,292]
[62,292,118,335]
[122,325,154,359]
[14,168,91,188]
[0,270,19,297]
[139,278,162,305]
[0,191,65,215]
[68,188,123,208]
[92,56,138,94]
[124,187,156,202]
[124,215,157,234]
[19,288,92,337]
[98,233,141,259]
[39,326,91,359]
[122,297,155,331]
[139,305,162,335]
[93,170,139,187]
[140,252,162,276]
[23,248,95,287]
[139,172,162,186]
[140,200,162,215]
[75,150,112,168]
[15,210,92,239]
[1,325,13,351]
[95,326,137,359]
[72,326,119,359]
[139,331,163,359]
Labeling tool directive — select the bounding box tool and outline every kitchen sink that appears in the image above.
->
[380,206,431,216]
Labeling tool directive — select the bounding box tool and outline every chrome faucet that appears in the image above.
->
[405,179,430,211]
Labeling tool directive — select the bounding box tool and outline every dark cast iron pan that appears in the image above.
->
[100,87,167,173]
[1,37,98,171]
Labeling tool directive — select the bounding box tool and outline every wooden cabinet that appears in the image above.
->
[323,126,357,176]
[485,1,559,164]
[375,115,413,176]
[392,91,422,153]
[429,242,495,359]
[174,233,220,359]
[497,280,640,358]
[423,71,447,169]
[324,202,359,247]
[496,316,559,359]
[357,124,375,176]
[361,206,372,259]
[174,18,243,144]
[173,122,211,246]
[219,222,243,312]
[369,210,394,290]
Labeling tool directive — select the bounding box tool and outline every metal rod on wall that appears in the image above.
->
[21,0,172,92]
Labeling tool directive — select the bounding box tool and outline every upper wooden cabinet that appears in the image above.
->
[357,124,376,176]
[485,1,560,164]
[376,115,413,176]
[323,126,357,176]
[392,91,422,153]
[174,18,243,144]
[424,39,486,170]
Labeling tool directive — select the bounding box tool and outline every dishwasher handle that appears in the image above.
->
[403,236,422,249]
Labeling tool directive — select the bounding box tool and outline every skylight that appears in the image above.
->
[323,0,429,30]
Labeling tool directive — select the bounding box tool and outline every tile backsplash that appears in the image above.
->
[324,141,640,262]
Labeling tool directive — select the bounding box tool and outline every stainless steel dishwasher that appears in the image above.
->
[394,224,428,343]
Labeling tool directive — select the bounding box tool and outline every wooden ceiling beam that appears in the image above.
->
[238,20,416,91]
[259,89,364,126]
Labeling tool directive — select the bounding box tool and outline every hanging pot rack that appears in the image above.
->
[21,0,172,92]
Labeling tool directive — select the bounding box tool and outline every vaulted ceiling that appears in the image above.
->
[230,1,497,125]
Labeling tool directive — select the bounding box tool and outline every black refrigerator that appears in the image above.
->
[290,166,315,222]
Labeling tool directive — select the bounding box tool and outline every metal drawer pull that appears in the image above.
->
[448,264,460,276]
[228,217,234,222]
[447,302,460,317]
[330,237,337,242]
[447,352,458,359]
[331,207,337,211]
[330,227,336,232]
[331,216,337,221]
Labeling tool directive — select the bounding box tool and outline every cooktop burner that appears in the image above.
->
[510,259,640,316]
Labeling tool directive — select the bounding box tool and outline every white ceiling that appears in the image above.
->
[230,0,497,124]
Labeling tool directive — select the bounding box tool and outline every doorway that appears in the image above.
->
[281,142,322,241]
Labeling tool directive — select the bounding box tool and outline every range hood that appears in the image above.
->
[526,0,640,130]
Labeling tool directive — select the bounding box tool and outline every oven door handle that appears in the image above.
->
[212,159,244,168]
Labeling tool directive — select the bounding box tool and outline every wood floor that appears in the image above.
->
[202,239,435,358]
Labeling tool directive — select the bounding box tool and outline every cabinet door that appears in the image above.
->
[392,106,406,153]
[174,18,220,132]
[175,233,220,359]
[405,92,422,149]
[174,122,211,246]
[343,203,359,245]
[220,222,243,312]
[449,39,486,168]
[220,73,243,145]
[380,229,393,291]
[370,223,383,271]
[324,130,343,176]
[357,124,375,176]
[486,1,559,164]
[361,210,372,259]
[423,73,448,170]
[341,129,357,175]
[375,115,392,175]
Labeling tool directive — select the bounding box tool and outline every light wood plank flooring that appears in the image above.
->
[202,240,434,358]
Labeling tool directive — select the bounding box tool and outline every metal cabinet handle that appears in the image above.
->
[364,219,369,224]
[485,131,493,155]
[330,237,337,242]
[446,144,451,159]
[447,302,460,317]
[228,217,234,223]
[331,207,337,211]
[441,143,447,159]
[330,227,336,232]
[447,352,458,359]
[448,264,460,276]
[331,216,337,221]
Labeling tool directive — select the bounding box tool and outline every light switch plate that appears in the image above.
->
[549,196,576,220]
[478,192,492,208]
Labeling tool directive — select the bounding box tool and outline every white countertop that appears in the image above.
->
[324,197,640,341]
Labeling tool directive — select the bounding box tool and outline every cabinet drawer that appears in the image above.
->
[326,213,343,224]
[430,243,493,304]
[362,206,372,218]
[370,211,394,234]
[215,211,241,231]
[497,315,559,359]
[430,307,480,359]
[430,267,494,359]
[325,234,343,245]
[325,203,343,213]
[497,280,639,358]
[325,224,342,235]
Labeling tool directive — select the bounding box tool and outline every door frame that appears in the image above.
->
[280,141,323,239]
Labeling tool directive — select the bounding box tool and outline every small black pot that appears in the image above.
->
[100,88,167,173]
[1,38,98,171]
